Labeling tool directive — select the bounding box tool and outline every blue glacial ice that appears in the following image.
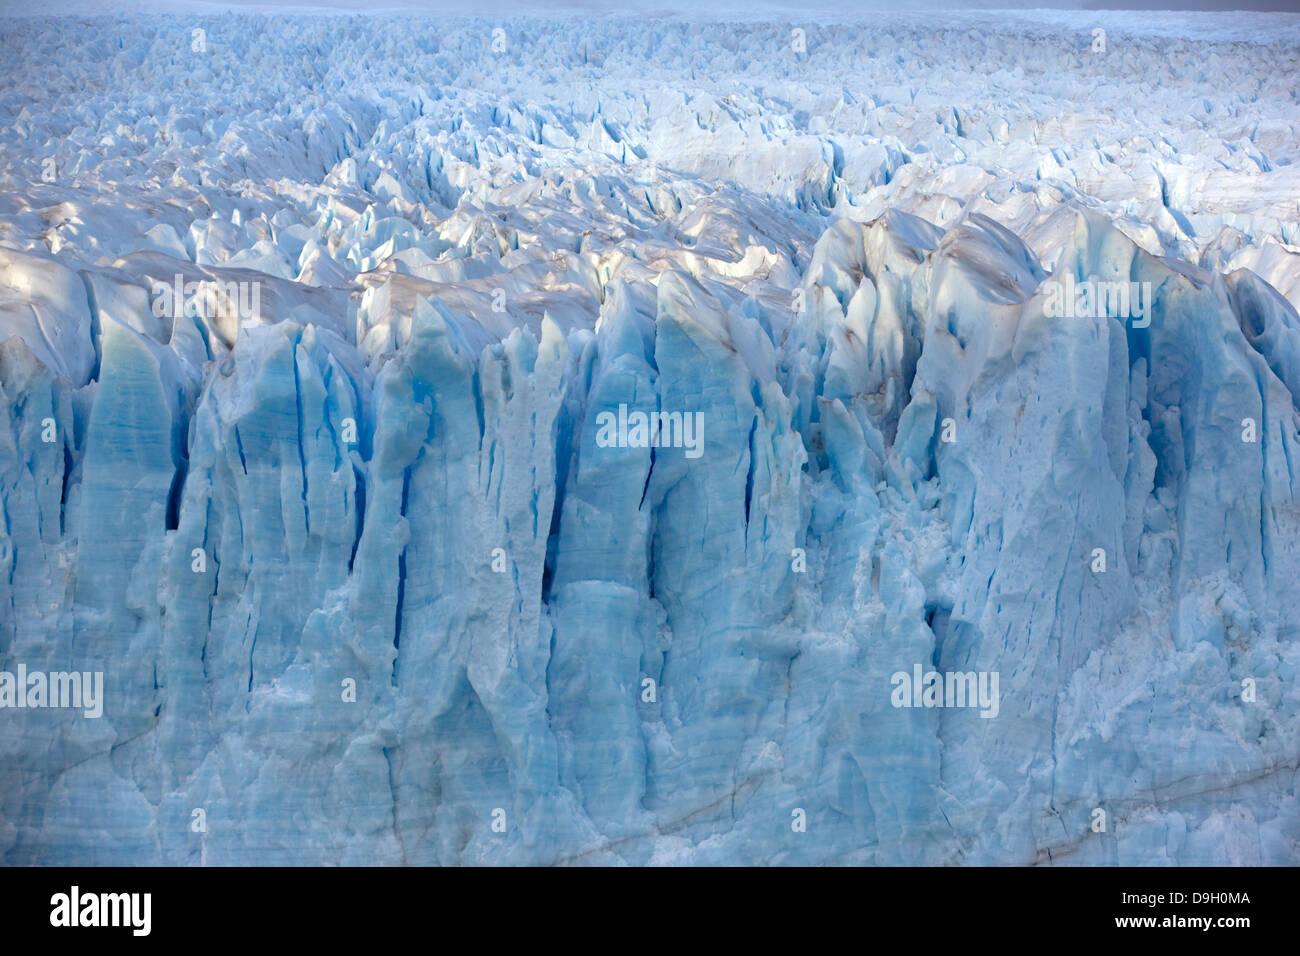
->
[1,9,1299,865]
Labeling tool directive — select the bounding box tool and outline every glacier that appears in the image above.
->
[1,8,1299,865]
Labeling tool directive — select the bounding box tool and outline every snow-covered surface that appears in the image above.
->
[1,10,1298,864]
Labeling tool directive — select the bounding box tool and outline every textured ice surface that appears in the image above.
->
[1,10,1299,865]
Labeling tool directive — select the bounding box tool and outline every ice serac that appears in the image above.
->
[547,279,659,855]
[2,12,1299,866]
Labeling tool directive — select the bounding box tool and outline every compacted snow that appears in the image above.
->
[1,9,1299,864]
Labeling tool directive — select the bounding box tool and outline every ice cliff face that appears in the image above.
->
[1,11,1299,865]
